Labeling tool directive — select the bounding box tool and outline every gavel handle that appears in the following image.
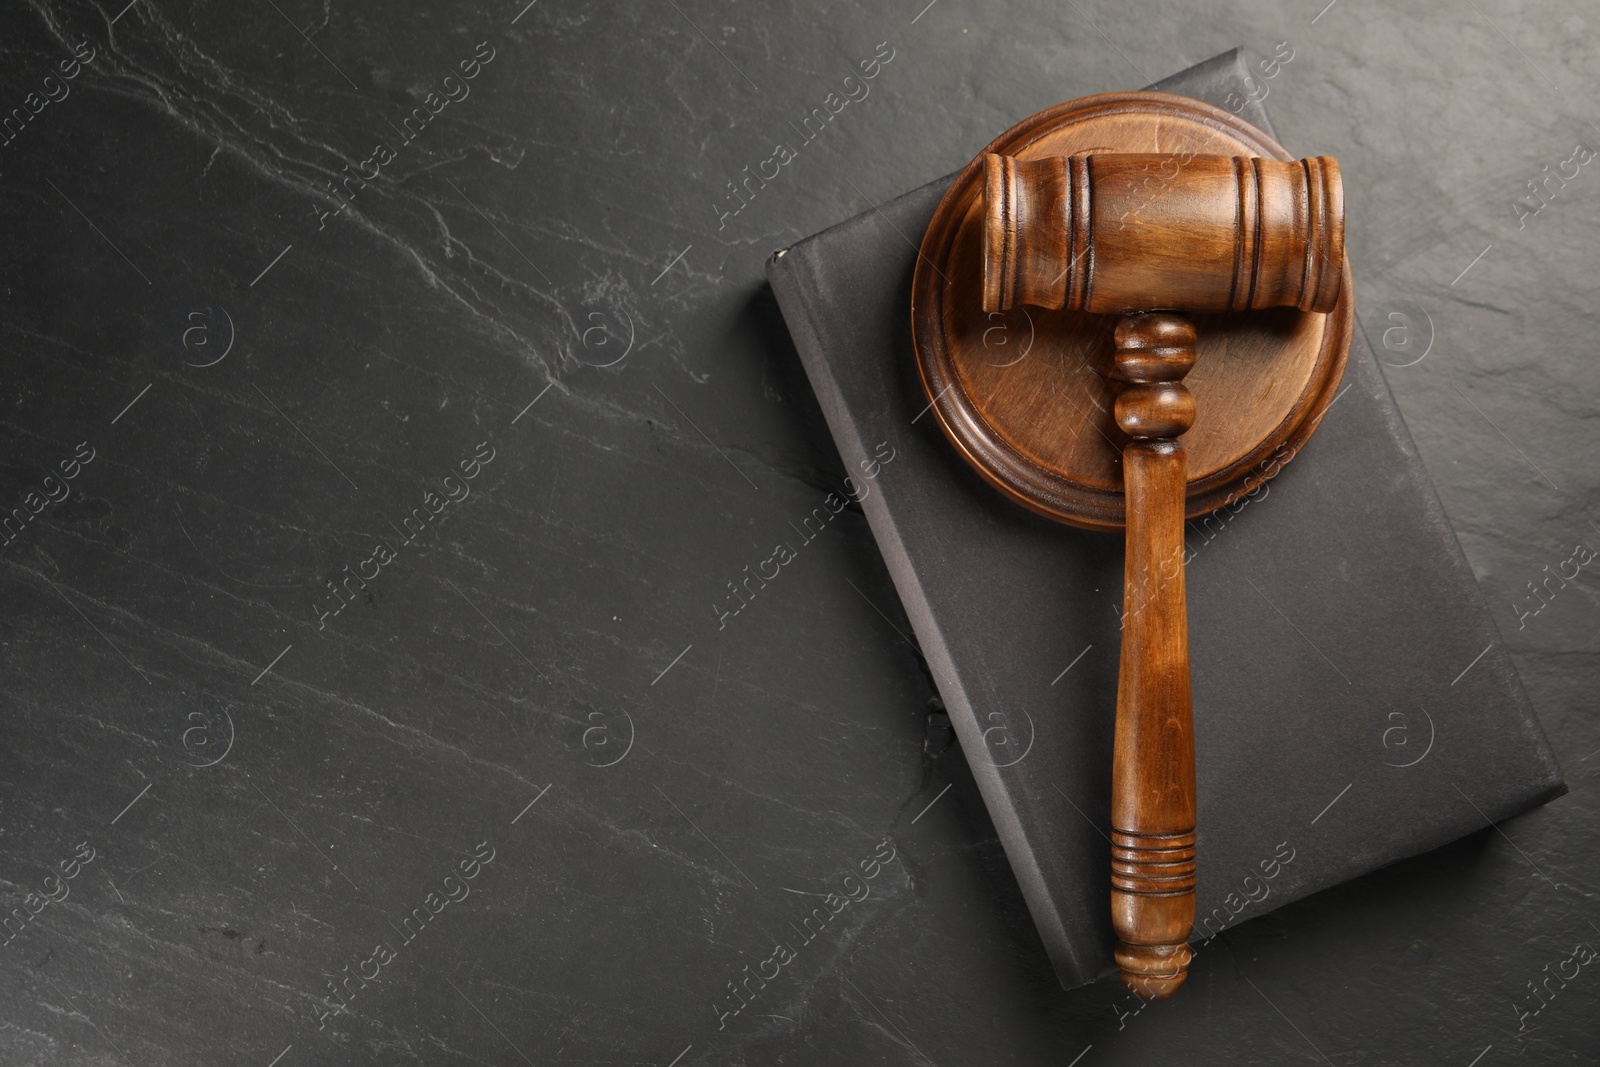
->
[1109,313,1198,999]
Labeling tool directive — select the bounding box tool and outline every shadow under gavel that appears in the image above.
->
[982,151,1345,998]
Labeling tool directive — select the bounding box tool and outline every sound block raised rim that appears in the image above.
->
[910,91,1353,531]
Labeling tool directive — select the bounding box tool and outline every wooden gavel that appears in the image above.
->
[982,152,1345,998]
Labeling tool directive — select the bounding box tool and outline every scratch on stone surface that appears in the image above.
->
[22,0,579,384]
[2,559,578,791]
[703,858,915,1061]
[173,500,304,591]
[9,527,291,627]
[260,670,558,792]
[28,904,347,1038]
[22,0,749,431]
[119,852,177,885]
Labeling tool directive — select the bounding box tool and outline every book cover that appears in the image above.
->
[765,49,1565,990]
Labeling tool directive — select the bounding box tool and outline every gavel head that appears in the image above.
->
[982,152,1344,316]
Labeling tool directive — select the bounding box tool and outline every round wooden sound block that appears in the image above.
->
[911,92,1354,531]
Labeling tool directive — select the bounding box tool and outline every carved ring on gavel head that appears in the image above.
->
[910,92,1353,1001]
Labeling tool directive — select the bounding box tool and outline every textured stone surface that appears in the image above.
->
[0,1,1593,1065]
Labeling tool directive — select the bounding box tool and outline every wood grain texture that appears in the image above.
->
[1108,314,1198,999]
[983,153,1344,314]
[911,91,1353,531]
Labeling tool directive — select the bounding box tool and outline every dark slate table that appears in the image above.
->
[1,2,1595,1065]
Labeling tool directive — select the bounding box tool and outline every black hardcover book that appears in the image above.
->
[765,50,1564,990]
